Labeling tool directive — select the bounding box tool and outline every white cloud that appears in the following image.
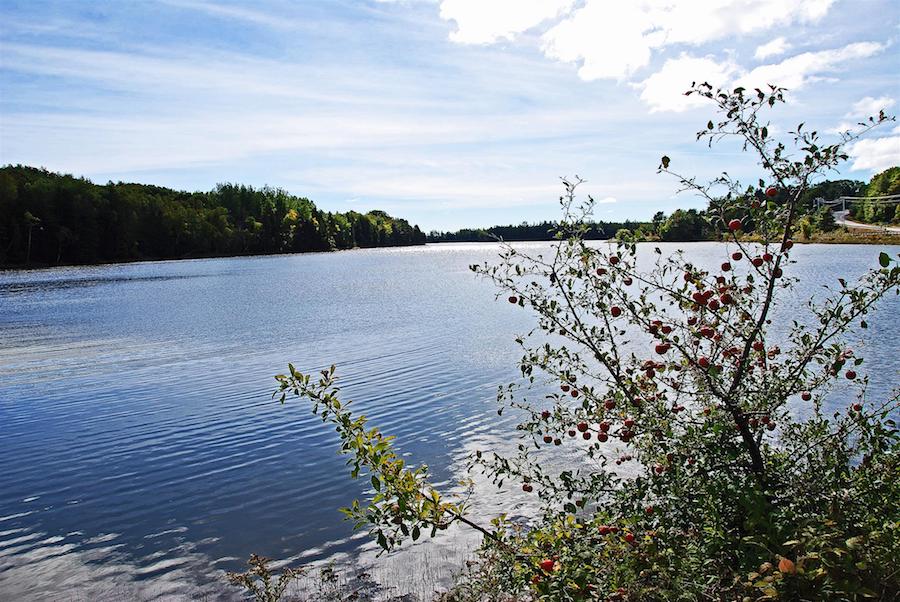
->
[848,95,895,118]
[596,196,617,204]
[636,54,740,112]
[849,136,900,171]
[735,42,885,90]
[829,96,896,133]
[754,37,792,60]
[635,41,884,113]
[439,0,574,44]
[541,2,654,80]
[443,0,837,80]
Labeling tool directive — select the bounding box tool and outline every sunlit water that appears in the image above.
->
[1,242,898,600]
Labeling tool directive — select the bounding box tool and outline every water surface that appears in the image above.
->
[1,242,897,600]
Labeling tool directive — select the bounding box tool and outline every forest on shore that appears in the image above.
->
[2,165,895,268]
[0,165,426,268]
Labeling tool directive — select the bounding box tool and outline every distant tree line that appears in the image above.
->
[427,220,650,243]
[0,165,425,267]
[429,167,897,244]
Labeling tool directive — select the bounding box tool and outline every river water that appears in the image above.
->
[1,242,897,600]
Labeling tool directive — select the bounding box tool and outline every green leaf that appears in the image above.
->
[661,155,671,169]
[879,252,890,268]
[371,475,380,491]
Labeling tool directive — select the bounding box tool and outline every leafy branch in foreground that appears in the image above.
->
[275,365,502,554]
[275,84,900,601]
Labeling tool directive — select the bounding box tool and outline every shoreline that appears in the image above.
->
[0,242,427,272]
[4,234,899,272]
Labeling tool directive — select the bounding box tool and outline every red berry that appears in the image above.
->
[522,483,533,492]
[728,219,742,232]
[597,432,608,442]
[766,186,778,198]
[698,357,710,369]
[707,299,720,311]
[645,505,654,514]
[846,370,857,379]
[762,252,773,262]
[801,391,812,401]
[623,418,634,428]
[577,422,588,432]
[543,435,553,444]
[599,421,610,432]
[752,257,764,267]
[604,399,616,410]
[541,410,551,419]
[623,277,633,285]
[624,532,636,544]
[655,343,671,354]
[721,262,731,272]
[732,251,743,261]
[610,306,622,317]
[508,296,518,303]
[539,558,555,572]
[782,239,793,251]
[596,267,607,276]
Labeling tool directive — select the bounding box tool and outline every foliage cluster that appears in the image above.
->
[0,165,425,267]
[850,167,900,225]
[275,86,900,601]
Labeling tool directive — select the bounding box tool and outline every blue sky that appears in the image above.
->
[1,0,898,231]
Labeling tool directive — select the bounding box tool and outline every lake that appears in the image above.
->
[1,242,898,600]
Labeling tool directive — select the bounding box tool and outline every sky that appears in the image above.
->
[0,0,898,232]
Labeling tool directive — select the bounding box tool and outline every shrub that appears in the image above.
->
[275,85,899,601]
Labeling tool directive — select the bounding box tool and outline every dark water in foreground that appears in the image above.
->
[1,242,898,600]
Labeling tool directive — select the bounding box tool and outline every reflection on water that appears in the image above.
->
[1,242,898,600]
